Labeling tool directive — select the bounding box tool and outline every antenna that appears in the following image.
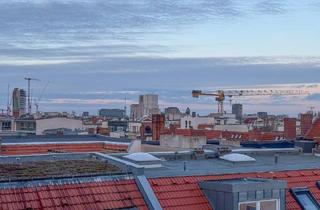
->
[6,84,11,115]
[124,96,127,117]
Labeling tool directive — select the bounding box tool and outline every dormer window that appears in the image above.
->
[239,199,279,210]
[199,178,286,210]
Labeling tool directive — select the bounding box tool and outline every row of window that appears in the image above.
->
[239,185,320,210]
[239,199,278,210]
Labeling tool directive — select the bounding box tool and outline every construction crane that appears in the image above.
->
[34,81,50,113]
[192,89,309,115]
[24,77,40,114]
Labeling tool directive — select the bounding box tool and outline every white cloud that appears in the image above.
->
[42,98,136,105]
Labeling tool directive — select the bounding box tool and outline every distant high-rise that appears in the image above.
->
[232,104,243,121]
[130,94,159,120]
[12,88,26,118]
[140,94,159,116]
[130,104,142,121]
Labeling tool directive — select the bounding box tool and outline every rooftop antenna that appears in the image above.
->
[24,77,40,114]
[124,96,127,117]
[6,84,11,115]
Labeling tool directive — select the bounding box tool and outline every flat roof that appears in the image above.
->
[143,153,320,178]
[0,134,131,144]
[0,154,122,182]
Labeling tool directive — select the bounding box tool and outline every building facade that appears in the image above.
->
[232,103,243,121]
[12,88,26,118]
[98,109,125,119]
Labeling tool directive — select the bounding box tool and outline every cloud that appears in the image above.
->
[0,1,313,65]
[79,90,142,95]
[43,98,136,105]
[255,0,287,15]
[306,93,320,101]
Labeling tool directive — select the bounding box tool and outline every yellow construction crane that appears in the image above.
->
[192,89,309,115]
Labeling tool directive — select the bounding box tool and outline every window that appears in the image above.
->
[240,202,257,210]
[1,121,11,131]
[239,199,279,210]
[291,188,320,210]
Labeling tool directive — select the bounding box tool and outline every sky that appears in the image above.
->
[0,0,319,116]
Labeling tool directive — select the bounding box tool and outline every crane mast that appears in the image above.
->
[192,89,309,115]
[24,77,40,114]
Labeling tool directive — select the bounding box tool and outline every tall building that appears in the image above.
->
[139,94,159,116]
[232,104,243,121]
[130,104,142,121]
[300,113,313,136]
[130,94,160,120]
[284,117,297,140]
[12,88,26,118]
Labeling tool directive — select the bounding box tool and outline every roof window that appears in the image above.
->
[291,187,320,210]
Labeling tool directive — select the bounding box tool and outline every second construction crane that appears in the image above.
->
[24,77,40,114]
[192,89,309,115]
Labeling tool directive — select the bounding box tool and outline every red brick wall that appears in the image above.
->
[284,118,297,140]
[152,114,165,140]
[301,113,313,136]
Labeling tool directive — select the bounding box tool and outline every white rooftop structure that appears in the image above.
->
[124,152,161,162]
[219,153,256,162]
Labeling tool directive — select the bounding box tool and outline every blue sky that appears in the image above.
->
[0,0,319,115]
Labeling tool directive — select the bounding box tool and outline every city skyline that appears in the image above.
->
[0,0,319,114]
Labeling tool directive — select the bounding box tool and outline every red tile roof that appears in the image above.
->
[149,169,320,210]
[0,142,128,156]
[2,169,320,210]
[305,117,320,141]
[161,127,284,141]
[0,179,147,210]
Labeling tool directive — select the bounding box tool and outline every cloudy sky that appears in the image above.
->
[0,0,319,115]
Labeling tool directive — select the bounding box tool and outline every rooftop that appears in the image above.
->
[0,135,131,144]
[1,144,320,209]
[0,159,121,182]
[143,151,320,178]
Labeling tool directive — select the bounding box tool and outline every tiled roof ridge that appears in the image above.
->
[149,168,320,182]
[0,175,148,210]
[0,174,134,190]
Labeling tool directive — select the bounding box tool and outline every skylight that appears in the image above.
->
[291,187,320,210]
[219,153,256,162]
[123,152,161,162]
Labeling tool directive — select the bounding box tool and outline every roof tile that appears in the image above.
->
[150,169,320,210]
[0,179,147,210]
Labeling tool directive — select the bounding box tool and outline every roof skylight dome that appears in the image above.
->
[123,152,161,162]
[220,153,256,162]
